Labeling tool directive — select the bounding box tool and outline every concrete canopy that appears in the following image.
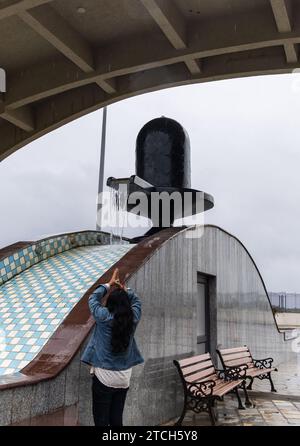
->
[0,0,299,161]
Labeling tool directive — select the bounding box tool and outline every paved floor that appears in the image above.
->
[0,244,134,376]
[172,396,300,426]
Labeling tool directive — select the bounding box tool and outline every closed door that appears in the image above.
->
[196,277,210,354]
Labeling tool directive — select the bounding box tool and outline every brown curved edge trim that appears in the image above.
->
[0,226,185,390]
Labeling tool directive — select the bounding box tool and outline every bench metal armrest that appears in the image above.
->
[253,357,274,369]
[187,379,216,398]
[217,364,248,381]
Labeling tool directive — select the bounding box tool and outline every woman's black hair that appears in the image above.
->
[107,288,134,353]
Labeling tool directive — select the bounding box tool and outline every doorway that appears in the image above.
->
[196,274,211,354]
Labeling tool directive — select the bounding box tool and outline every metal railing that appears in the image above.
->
[270,292,300,311]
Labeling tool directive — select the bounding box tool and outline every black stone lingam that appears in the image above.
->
[107,117,214,240]
[136,117,191,190]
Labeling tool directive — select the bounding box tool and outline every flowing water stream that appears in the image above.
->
[109,186,126,245]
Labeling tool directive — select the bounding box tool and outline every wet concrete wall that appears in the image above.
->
[126,225,294,425]
[79,225,295,425]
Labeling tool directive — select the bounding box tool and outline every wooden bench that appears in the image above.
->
[216,346,278,392]
[173,352,250,425]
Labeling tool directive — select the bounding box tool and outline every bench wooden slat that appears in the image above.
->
[224,358,253,368]
[215,379,241,391]
[182,360,213,376]
[189,378,241,397]
[219,346,249,355]
[214,380,242,397]
[212,380,235,392]
[223,351,252,362]
[197,376,238,389]
[185,367,216,383]
[247,367,276,377]
[178,353,211,367]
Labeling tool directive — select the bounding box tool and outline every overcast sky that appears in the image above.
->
[1,74,300,292]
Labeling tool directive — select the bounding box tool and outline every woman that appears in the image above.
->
[81,268,144,426]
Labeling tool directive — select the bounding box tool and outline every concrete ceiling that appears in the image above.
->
[0,0,299,161]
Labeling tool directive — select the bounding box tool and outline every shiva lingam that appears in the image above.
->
[107,117,214,241]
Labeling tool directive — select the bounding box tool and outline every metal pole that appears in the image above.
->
[96,106,108,231]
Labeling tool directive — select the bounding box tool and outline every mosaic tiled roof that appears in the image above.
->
[0,244,134,376]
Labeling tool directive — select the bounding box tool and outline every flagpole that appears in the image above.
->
[96,106,107,231]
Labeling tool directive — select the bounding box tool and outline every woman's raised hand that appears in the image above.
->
[117,273,129,290]
[108,269,129,290]
[109,268,120,287]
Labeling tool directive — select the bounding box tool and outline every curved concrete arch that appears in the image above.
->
[0,0,300,161]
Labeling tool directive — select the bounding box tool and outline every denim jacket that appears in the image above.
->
[81,284,144,370]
